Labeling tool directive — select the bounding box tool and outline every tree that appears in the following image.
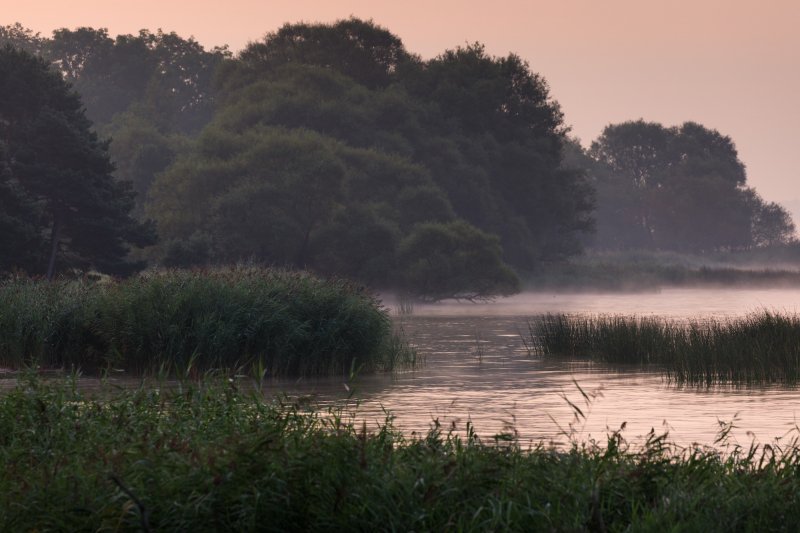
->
[748,191,796,247]
[149,127,346,266]
[0,141,44,272]
[5,25,230,133]
[234,18,415,90]
[405,44,563,142]
[47,27,228,132]
[2,24,228,223]
[311,205,401,285]
[403,43,593,265]
[148,19,593,299]
[0,46,155,277]
[103,111,181,215]
[587,120,673,247]
[162,232,213,268]
[587,120,792,252]
[0,23,46,56]
[210,153,344,267]
[218,27,593,270]
[396,221,520,301]
[649,173,752,251]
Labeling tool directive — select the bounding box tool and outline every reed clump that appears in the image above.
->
[0,267,415,376]
[3,376,800,531]
[531,312,800,385]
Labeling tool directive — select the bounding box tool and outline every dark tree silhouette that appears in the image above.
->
[0,46,155,278]
[586,120,794,251]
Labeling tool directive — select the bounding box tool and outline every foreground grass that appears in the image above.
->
[0,267,415,376]
[2,376,800,531]
[0,379,800,531]
[531,312,800,385]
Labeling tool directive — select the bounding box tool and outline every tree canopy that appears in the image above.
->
[3,19,793,296]
[396,221,521,301]
[145,19,595,298]
[1,23,231,216]
[235,18,415,90]
[0,45,155,277]
[580,120,794,252]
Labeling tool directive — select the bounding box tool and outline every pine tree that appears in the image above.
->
[0,45,155,278]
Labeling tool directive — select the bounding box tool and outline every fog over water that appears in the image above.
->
[383,287,800,318]
[280,288,800,448]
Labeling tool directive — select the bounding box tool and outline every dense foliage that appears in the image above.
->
[568,120,795,252]
[0,46,155,277]
[0,23,229,132]
[3,376,800,531]
[2,20,795,296]
[0,24,229,223]
[2,20,597,298]
[0,267,413,376]
[147,20,592,298]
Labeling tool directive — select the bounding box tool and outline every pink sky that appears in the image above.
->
[6,0,799,219]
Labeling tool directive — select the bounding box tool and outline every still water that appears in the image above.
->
[281,288,800,448]
[9,288,800,448]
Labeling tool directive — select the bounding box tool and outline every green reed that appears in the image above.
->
[531,312,800,385]
[3,375,800,531]
[0,267,415,376]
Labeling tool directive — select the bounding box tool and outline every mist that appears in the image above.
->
[4,14,800,529]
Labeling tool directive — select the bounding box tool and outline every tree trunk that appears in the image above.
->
[295,224,313,267]
[46,217,62,281]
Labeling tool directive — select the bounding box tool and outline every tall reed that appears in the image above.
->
[4,375,800,530]
[0,267,415,376]
[530,312,800,386]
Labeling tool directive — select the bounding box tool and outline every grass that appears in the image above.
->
[530,311,800,386]
[0,267,416,377]
[3,375,800,530]
[395,293,416,316]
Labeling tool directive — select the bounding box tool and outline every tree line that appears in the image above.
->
[566,120,794,252]
[0,20,794,298]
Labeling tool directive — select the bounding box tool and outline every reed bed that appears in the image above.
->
[3,375,800,531]
[530,312,800,386]
[0,267,415,376]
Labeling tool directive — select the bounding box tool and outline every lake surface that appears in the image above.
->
[277,288,800,448]
[8,287,800,449]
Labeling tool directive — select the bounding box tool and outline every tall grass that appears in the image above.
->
[531,312,800,385]
[0,267,415,376]
[4,375,800,530]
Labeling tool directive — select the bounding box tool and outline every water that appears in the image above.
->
[9,287,800,449]
[276,288,800,448]
[386,287,800,318]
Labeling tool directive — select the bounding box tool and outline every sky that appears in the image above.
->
[4,0,799,219]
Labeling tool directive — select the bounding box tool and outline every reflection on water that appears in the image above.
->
[6,288,800,448]
[280,288,800,447]
[382,287,800,318]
